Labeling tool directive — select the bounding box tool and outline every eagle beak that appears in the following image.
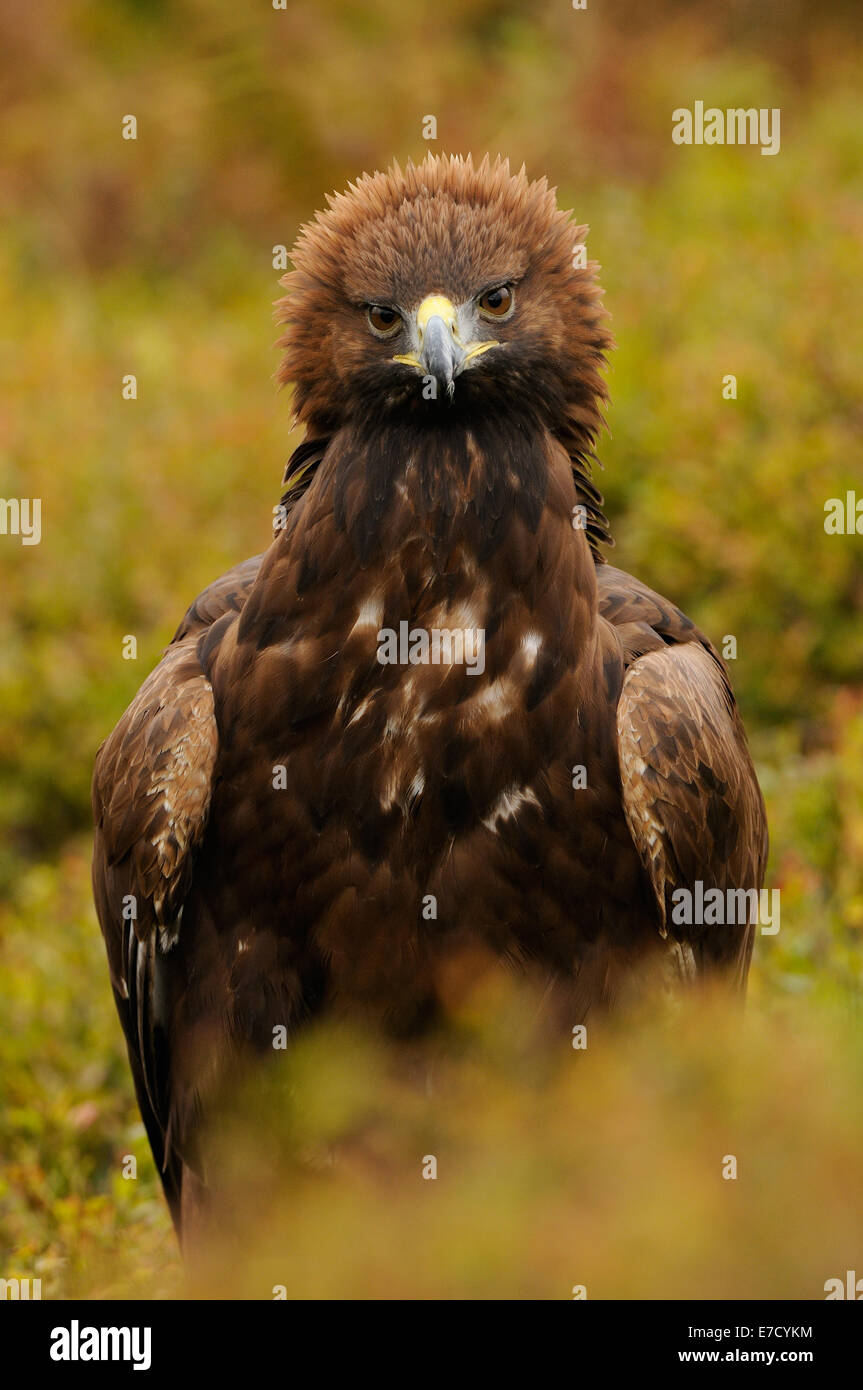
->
[420,311,462,396]
[393,294,499,398]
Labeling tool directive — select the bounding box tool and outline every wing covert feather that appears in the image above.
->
[617,641,768,976]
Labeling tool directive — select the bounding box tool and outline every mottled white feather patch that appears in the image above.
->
[353,594,385,632]
[521,631,542,663]
[482,785,541,832]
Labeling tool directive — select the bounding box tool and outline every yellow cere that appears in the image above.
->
[415,294,458,334]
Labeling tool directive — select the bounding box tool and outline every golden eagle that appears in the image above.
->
[92,155,767,1237]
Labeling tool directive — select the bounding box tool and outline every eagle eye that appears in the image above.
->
[367,304,401,337]
[477,284,515,320]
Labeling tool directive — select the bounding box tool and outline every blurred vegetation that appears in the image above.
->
[1,0,861,1297]
[192,987,863,1300]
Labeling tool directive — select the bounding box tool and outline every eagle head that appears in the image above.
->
[276,154,611,446]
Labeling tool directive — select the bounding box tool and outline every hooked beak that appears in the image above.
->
[421,312,462,395]
[393,294,498,398]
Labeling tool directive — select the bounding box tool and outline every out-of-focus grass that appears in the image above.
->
[3,883,863,1301]
[2,0,862,1297]
[190,989,863,1301]
[0,841,181,1299]
[1,724,861,1298]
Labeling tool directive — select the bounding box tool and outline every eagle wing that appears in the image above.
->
[599,566,768,985]
[91,555,262,1225]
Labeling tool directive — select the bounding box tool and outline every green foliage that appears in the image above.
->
[191,991,863,1300]
[2,853,861,1299]
[0,843,180,1297]
[1,0,861,1297]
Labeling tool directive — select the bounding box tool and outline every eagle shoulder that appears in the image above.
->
[92,639,217,957]
[93,556,263,961]
[600,567,768,978]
